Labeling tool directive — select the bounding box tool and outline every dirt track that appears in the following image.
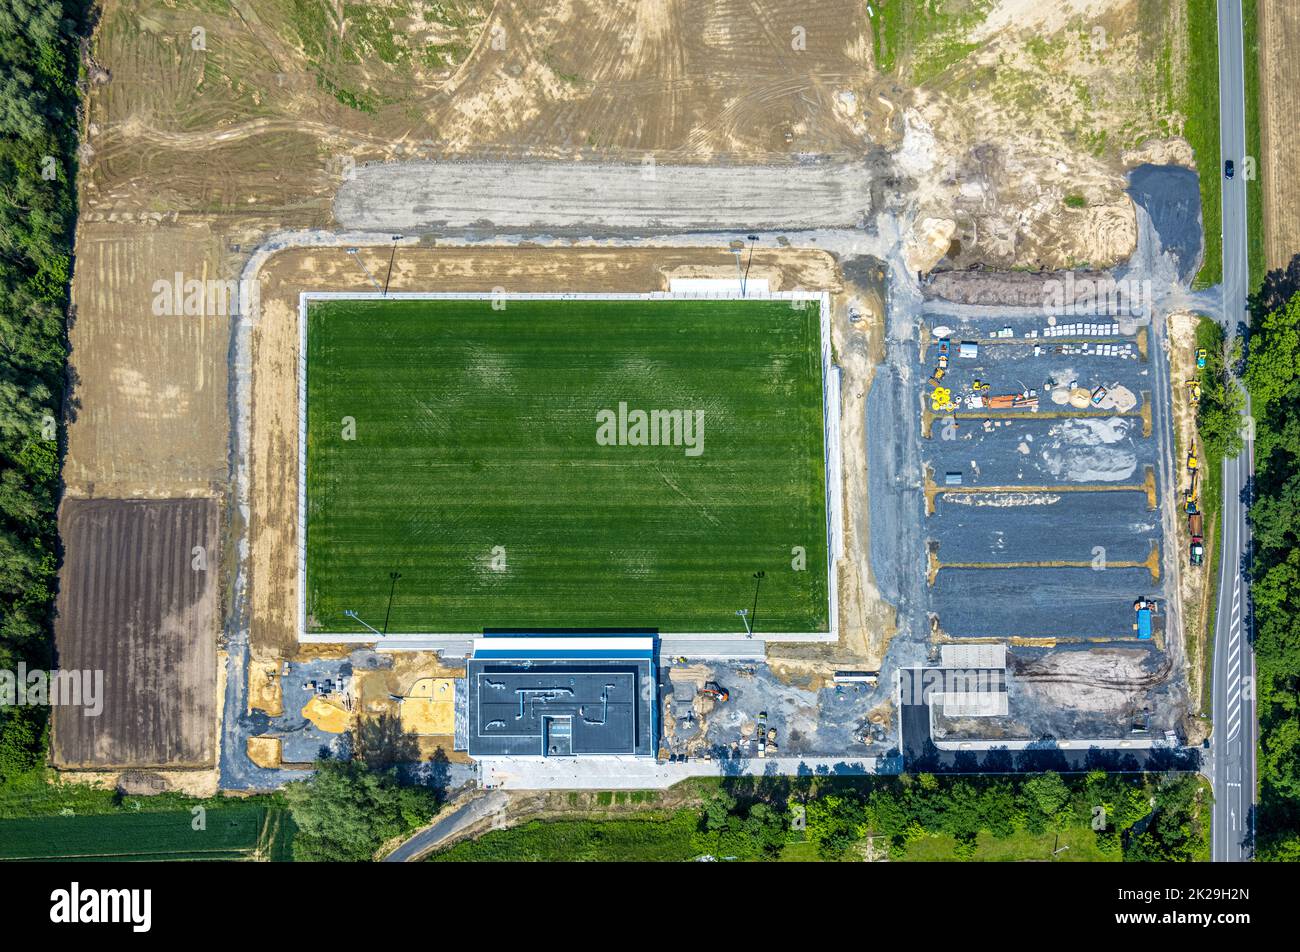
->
[1167,311,1213,712]
[335,159,877,232]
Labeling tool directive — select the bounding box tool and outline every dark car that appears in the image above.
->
[1224,159,1235,179]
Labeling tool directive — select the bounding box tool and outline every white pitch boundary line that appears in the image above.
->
[296,290,841,649]
[821,290,843,644]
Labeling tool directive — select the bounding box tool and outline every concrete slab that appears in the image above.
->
[479,755,884,789]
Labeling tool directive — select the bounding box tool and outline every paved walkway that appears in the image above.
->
[383,790,510,862]
[479,755,886,790]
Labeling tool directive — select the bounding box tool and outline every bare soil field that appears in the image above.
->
[1257,0,1300,270]
[81,0,880,228]
[66,223,233,498]
[247,659,283,716]
[52,499,218,769]
[881,0,1196,271]
[80,0,1198,255]
[1012,647,1170,699]
[354,652,472,763]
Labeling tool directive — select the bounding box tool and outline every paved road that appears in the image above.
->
[382,790,509,862]
[1210,0,1256,863]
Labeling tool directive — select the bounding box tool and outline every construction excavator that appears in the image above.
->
[700,682,729,703]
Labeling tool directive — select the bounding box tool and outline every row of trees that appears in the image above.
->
[798,771,1204,860]
[0,1,89,782]
[692,771,1205,861]
[1196,321,1245,465]
[1243,287,1300,860]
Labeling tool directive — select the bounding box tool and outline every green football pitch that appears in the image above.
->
[304,297,829,634]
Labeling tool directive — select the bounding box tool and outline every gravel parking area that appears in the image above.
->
[917,313,1168,641]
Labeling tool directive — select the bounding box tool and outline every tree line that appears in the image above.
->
[695,770,1204,861]
[0,1,89,782]
[1244,285,1300,860]
[1196,321,1245,464]
[799,771,1204,860]
[298,764,1205,862]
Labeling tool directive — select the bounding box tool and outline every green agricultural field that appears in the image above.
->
[304,297,829,634]
[0,805,293,861]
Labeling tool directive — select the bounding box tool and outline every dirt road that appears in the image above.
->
[335,159,878,232]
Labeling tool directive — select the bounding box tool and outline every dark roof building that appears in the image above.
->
[465,635,657,758]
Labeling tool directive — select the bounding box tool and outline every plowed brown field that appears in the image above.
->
[52,499,218,769]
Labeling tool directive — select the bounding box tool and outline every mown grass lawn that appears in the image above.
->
[305,298,829,634]
[778,839,827,861]
[893,825,1117,862]
[430,811,701,862]
[1184,0,1223,289]
[429,819,1119,863]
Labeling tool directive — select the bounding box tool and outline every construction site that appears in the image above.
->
[664,662,890,761]
[51,0,1231,797]
[863,157,1215,755]
[921,312,1161,642]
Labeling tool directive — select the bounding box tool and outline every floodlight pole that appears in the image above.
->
[344,609,383,637]
[382,235,402,297]
[345,247,383,292]
[735,609,752,638]
[750,570,765,636]
[382,571,402,635]
[742,235,759,296]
